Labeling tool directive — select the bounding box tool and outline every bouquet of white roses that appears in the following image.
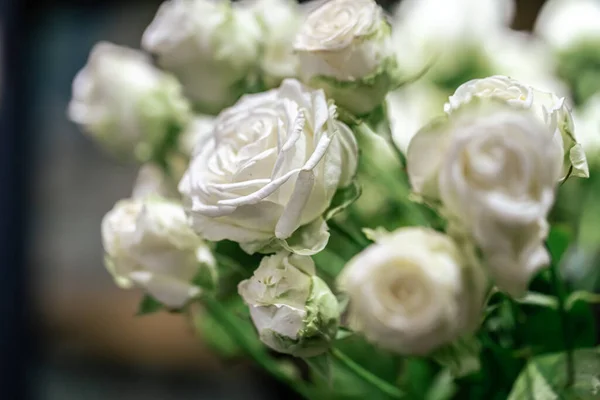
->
[68,0,600,398]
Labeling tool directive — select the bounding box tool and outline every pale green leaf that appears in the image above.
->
[507,347,600,400]
[136,294,163,316]
[566,291,600,310]
[325,181,362,221]
[431,336,481,378]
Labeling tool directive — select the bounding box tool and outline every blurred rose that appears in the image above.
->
[142,0,262,114]
[408,101,561,297]
[339,227,486,355]
[294,0,397,115]
[68,42,190,161]
[102,197,215,308]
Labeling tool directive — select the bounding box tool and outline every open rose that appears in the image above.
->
[294,0,397,115]
[338,227,487,355]
[179,79,358,255]
[444,75,589,180]
[408,100,562,297]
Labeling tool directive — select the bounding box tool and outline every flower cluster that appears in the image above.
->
[67,0,599,396]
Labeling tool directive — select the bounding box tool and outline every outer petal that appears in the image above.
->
[406,116,451,199]
[129,271,201,309]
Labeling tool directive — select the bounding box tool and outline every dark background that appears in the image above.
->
[0,0,549,399]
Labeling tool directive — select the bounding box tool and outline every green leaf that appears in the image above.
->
[431,336,482,378]
[425,369,458,400]
[335,328,354,341]
[507,347,600,400]
[399,358,438,399]
[136,294,163,316]
[566,290,600,310]
[195,305,242,358]
[548,225,573,264]
[516,292,559,310]
[325,181,362,221]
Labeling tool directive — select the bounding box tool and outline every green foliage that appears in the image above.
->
[196,296,249,358]
[557,40,600,106]
[507,347,600,400]
[136,294,163,316]
[431,337,482,378]
[325,181,362,221]
[304,336,403,400]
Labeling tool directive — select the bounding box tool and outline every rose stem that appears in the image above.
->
[328,219,370,249]
[330,348,404,399]
[201,296,313,398]
[549,258,574,387]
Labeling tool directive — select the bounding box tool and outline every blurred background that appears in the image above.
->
[0,0,586,399]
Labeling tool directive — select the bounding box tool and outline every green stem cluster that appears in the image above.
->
[548,261,575,387]
[202,296,313,398]
[331,348,405,399]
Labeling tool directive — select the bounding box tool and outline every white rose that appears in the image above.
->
[338,227,487,355]
[445,75,589,180]
[535,0,600,51]
[294,0,397,115]
[246,0,303,88]
[142,0,262,114]
[178,115,215,158]
[238,252,339,357]
[408,101,562,297]
[102,197,216,308]
[179,79,358,255]
[67,42,190,161]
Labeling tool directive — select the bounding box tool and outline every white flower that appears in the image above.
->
[386,82,447,154]
[246,0,303,88]
[535,0,600,51]
[102,197,215,308]
[142,0,262,114]
[178,115,215,158]
[238,252,339,357]
[294,0,396,115]
[445,75,589,180]
[131,164,179,199]
[391,0,514,82]
[179,79,358,255]
[68,42,190,161]
[408,101,562,297]
[338,227,487,355]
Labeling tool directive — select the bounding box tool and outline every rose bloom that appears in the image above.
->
[294,0,396,115]
[179,79,358,255]
[68,42,190,161]
[338,227,487,355]
[142,0,262,113]
[408,100,562,297]
[238,251,339,357]
[444,75,588,180]
[102,197,215,309]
